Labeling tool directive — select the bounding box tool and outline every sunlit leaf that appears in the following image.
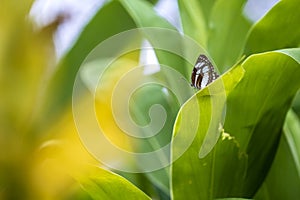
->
[224,50,300,196]
[172,50,300,199]
[172,63,245,199]
[74,165,151,200]
[244,0,300,55]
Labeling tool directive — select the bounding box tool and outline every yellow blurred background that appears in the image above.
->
[0,1,138,199]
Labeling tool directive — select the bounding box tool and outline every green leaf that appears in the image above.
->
[74,166,151,200]
[292,91,300,117]
[224,50,300,196]
[177,0,218,47]
[177,0,208,47]
[178,0,252,72]
[120,0,188,77]
[120,0,174,29]
[129,84,179,195]
[244,0,300,55]
[277,48,300,63]
[120,0,180,195]
[255,110,300,200]
[172,50,300,199]
[217,199,252,200]
[172,64,245,200]
[145,0,159,5]
[207,0,252,72]
[196,0,217,23]
[118,0,191,195]
[64,184,94,200]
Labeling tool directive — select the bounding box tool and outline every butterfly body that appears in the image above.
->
[190,54,219,90]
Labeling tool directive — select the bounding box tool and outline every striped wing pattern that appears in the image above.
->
[190,54,219,90]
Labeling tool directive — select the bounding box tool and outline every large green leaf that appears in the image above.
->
[172,49,300,199]
[207,0,252,72]
[255,110,300,200]
[224,50,300,196]
[172,63,245,200]
[74,166,151,200]
[244,0,300,55]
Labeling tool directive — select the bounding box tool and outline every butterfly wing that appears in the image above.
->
[191,54,219,90]
[190,67,196,87]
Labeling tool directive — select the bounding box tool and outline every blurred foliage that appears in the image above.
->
[0,0,144,199]
[0,0,58,199]
[0,0,300,200]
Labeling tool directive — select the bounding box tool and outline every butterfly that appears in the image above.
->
[190,54,219,90]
